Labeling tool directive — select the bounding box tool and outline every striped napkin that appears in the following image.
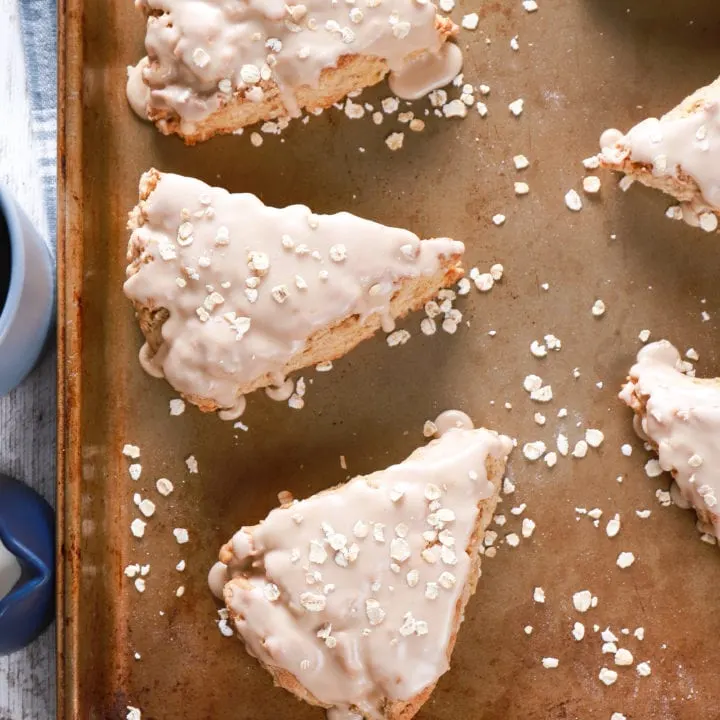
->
[18,0,57,247]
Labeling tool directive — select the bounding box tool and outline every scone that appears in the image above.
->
[126,0,462,144]
[209,421,513,719]
[124,169,464,419]
[620,340,719,541]
[598,75,720,232]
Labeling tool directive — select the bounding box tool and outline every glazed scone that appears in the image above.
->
[209,421,513,719]
[124,169,464,419]
[620,340,720,541]
[599,74,720,232]
[126,0,461,144]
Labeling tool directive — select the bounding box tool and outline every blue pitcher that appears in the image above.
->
[0,474,55,655]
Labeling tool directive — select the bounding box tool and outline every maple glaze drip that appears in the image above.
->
[433,409,474,435]
[210,427,512,718]
[388,42,463,100]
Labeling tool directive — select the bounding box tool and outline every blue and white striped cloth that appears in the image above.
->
[18,0,57,248]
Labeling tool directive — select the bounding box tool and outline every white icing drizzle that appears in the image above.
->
[433,408,473,435]
[124,171,463,417]
[128,0,459,133]
[210,426,512,718]
[620,340,720,539]
[387,41,463,101]
[265,378,295,402]
[600,99,720,211]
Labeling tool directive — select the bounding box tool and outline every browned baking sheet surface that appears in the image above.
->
[58,1,720,718]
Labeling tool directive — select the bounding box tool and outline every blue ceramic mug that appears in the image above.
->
[0,185,55,396]
[0,474,55,655]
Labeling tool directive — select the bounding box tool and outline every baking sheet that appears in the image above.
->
[58,0,720,718]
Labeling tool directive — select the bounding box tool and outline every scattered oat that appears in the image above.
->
[585,429,604,448]
[572,440,588,458]
[583,176,601,194]
[490,263,504,280]
[128,464,142,481]
[523,441,546,461]
[638,329,651,343]
[169,399,186,416]
[513,154,529,170]
[572,622,585,641]
[522,0,538,10]
[645,458,663,478]
[620,444,632,457]
[533,587,545,603]
[591,299,606,317]
[173,528,190,545]
[615,648,633,666]
[599,668,618,686]
[385,132,404,151]
[544,451,558,468]
[185,455,199,474]
[542,657,559,669]
[606,514,621,538]
[530,385,553,403]
[122,444,140,459]
[514,182,530,196]
[636,661,651,677]
[617,552,635,569]
[386,329,411,347]
[126,707,142,720]
[573,590,592,613]
[443,99,468,119]
[565,189,582,212]
[131,519,146,538]
[461,12,479,29]
[521,518,536,538]
[508,99,524,117]
[492,213,506,226]
[557,433,569,457]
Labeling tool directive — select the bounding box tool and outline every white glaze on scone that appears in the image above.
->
[600,97,720,219]
[127,0,461,132]
[123,170,464,416]
[620,340,720,539]
[210,423,512,719]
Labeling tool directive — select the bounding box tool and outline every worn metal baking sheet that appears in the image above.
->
[58,0,720,718]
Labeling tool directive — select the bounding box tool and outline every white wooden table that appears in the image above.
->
[0,1,57,718]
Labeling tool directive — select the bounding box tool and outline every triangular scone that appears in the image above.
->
[599,75,720,232]
[126,0,460,144]
[124,170,464,419]
[620,340,720,540]
[210,425,512,719]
